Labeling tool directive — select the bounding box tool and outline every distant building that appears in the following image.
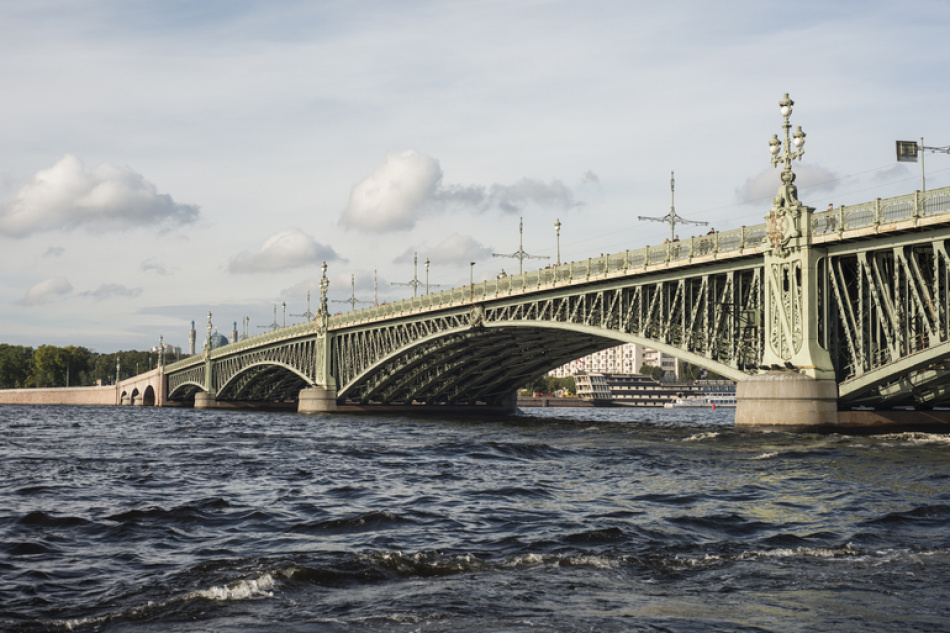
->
[548,343,679,379]
[205,331,230,350]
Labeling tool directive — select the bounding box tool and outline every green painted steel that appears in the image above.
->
[162,185,950,409]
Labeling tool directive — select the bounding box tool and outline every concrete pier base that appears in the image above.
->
[499,391,519,414]
[735,371,838,431]
[194,392,217,409]
[298,387,338,413]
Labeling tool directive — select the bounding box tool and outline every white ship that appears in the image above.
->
[664,394,736,409]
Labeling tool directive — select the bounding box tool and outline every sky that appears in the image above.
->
[2,0,950,353]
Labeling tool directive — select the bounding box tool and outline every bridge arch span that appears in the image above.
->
[337,320,745,406]
[216,360,313,402]
[168,380,204,402]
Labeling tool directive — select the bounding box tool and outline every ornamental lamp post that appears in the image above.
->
[770,93,806,173]
[554,218,561,265]
[763,93,812,253]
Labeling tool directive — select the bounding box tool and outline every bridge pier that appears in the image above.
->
[194,392,217,409]
[298,387,338,413]
[735,371,838,431]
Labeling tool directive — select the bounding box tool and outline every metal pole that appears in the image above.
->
[425,258,430,294]
[519,218,524,274]
[921,136,926,192]
[470,262,475,301]
[555,219,561,265]
[669,172,676,242]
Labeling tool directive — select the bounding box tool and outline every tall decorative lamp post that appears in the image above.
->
[425,258,431,294]
[299,261,338,413]
[736,93,837,431]
[554,218,561,266]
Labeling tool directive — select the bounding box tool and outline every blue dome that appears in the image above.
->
[209,333,230,349]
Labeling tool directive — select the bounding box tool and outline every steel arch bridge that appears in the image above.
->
[162,185,950,412]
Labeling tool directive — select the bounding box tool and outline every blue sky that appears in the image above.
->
[2,0,950,352]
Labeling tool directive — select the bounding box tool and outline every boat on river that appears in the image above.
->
[664,394,736,409]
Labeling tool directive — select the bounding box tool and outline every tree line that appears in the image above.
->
[0,344,169,389]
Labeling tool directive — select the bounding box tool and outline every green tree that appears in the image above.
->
[523,375,577,396]
[640,365,666,381]
[0,344,34,388]
[677,360,704,380]
[30,345,93,387]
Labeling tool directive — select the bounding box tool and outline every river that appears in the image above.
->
[2,404,949,632]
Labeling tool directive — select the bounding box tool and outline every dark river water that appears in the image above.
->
[1,404,949,632]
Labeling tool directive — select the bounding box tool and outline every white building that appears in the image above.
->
[548,343,679,379]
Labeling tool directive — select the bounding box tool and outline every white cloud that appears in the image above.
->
[141,258,171,275]
[340,150,584,233]
[18,277,73,306]
[228,228,342,273]
[425,233,493,265]
[81,284,142,301]
[0,154,199,238]
[340,150,442,232]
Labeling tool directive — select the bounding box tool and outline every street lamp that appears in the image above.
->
[470,261,475,301]
[765,93,810,252]
[554,218,561,265]
[770,93,806,171]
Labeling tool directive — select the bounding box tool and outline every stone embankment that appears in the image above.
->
[0,386,118,406]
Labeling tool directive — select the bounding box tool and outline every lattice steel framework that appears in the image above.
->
[159,186,950,410]
[334,263,763,405]
[822,226,950,407]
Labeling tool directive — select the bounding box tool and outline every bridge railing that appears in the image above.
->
[328,228,770,328]
[811,187,950,236]
[323,185,950,329]
[164,319,317,372]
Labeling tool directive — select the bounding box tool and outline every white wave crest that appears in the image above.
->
[752,452,779,460]
[741,542,860,560]
[670,553,724,568]
[683,432,720,442]
[193,572,276,601]
[560,554,619,569]
[877,432,950,446]
[504,553,547,567]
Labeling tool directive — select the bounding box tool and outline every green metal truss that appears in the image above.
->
[162,186,950,409]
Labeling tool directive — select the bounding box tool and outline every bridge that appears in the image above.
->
[154,95,950,430]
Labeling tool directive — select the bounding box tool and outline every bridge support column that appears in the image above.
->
[735,371,838,431]
[298,387,338,413]
[499,391,519,414]
[194,391,217,409]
